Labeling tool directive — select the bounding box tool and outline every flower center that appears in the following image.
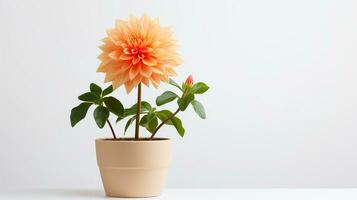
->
[125,46,150,62]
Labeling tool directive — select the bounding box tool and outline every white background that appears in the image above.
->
[0,0,356,190]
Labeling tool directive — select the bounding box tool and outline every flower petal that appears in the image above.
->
[150,73,163,88]
[107,29,120,44]
[129,65,140,80]
[104,71,120,82]
[97,58,113,72]
[125,75,142,93]
[128,15,140,30]
[124,81,136,93]
[108,51,122,60]
[151,65,165,75]
[117,61,132,73]
[120,54,132,60]
[112,76,125,89]
[142,56,157,66]
[150,79,160,88]
[115,19,127,30]
[166,67,177,76]
[123,48,131,55]
[132,56,140,65]
[139,64,152,78]
[142,77,150,87]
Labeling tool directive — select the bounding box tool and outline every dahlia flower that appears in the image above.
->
[97,15,182,93]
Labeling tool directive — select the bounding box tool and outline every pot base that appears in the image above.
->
[100,167,168,197]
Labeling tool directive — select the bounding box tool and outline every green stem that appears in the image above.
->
[106,120,117,140]
[135,83,142,140]
[150,108,180,140]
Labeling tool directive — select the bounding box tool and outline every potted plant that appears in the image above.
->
[70,15,209,198]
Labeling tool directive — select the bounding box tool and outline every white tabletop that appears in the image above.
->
[2,188,357,200]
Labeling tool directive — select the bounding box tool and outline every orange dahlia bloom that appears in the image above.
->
[97,15,182,93]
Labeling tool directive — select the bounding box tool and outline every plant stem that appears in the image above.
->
[107,120,117,140]
[135,83,142,140]
[150,108,180,139]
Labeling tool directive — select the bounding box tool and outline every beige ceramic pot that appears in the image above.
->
[95,138,171,198]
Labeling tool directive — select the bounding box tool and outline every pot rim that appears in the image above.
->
[96,138,171,143]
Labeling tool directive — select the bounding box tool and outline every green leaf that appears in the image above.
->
[178,93,194,111]
[147,117,158,133]
[93,106,109,128]
[141,101,152,111]
[139,112,153,125]
[140,114,158,134]
[90,83,102,96]
[139,114,149,125]
[103,97,124,116]
[116,115,125,123]
[169,78,182,91]
[124,115,136,134]
[155,110,174,125]
[121,110,137,119]
[102,85,113,96]
[191,100,206,119]
[78,92,100,102]
[171,117,185,137]
[116,101,152,123]
[155,110,184,137]
[132,101,152,112]
[191,82,209,94]
[70,103,92,127]
[93,98,105,105]
[156,91,178,106]
[125,101,152,116]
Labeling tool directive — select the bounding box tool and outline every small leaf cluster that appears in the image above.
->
[152,78,209,136]
[157,79,209,118]
[70,83,124,128]
[116,101,185,137]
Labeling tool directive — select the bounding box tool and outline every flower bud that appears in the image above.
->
[184,75,194,88]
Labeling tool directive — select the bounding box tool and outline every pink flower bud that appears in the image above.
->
[185,75,194,88]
